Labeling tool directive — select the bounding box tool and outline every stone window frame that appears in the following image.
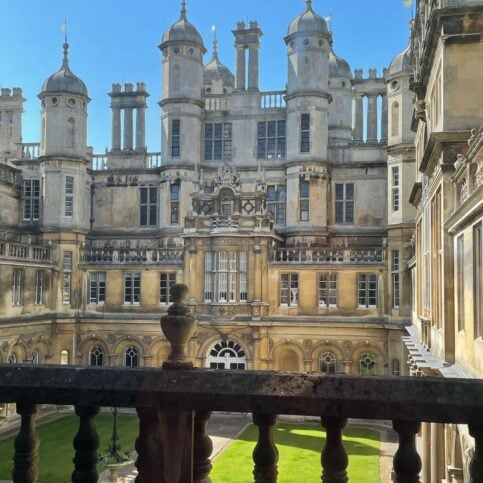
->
[124,345,140,368]
[257,120,286,160]
[299,179,310,222]
[89,345,105,366]
[335,182,354,224]
[204,122,232,161]
[64,176,74,219]
[359,351,377,376]
[124,272,141,305]
[318,272,337,308]
[170,182,180,225]
[266,184,286,225]
[35,270,45,305]
[140,186,158,226]
[392,250,400,309]
[160,272,176,305]
[300,113,310,153]
[89,272,106,305]
[22,179,40,222]
[474,222,482,340]
[171,119,181,157]
[63,251,72,305]
[280,273,299,307]
[204,251,248,304]
[319,351,338,373]
[358,273,377,308]
[392,166,400,213]
[12,268,24,306]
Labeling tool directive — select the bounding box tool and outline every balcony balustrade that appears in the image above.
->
[80,247,183,265]
[20,143,40,160]
[0,284,482,483]
[260,91,287,109]
[0,242,53,264]
[272,247,386,264]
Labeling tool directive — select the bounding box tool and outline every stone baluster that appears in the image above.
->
[72,405,100,483]
[252,412,278,483]
[13,402,39,483]
[469,424,483,483]
[320,416,348,483]
[135,284,197,483]
[392,420,422,483]
[135,407,164,482]
[193,411,213,483]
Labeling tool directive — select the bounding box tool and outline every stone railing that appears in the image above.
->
[204,95,231,111]
[91,154,108,171]
[91,152,162,170]
[272,247,386,264]
[20,143,40,160]
[146,152,161,168]
[0,242,53,263]
[80,247,183,265]
[0,285,482,483]
[0,163,21,187]
[184,214,273,234]
[260,90,286,109]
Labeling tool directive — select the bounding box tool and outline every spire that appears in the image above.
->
[180,0,187,19]
[306,0,313,9]
[62,42,70,70]
[211,25,218,59]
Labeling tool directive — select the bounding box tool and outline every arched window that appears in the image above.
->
[67,117,75,148]
[359,351,377,376]
[31,349,39,364]
[124,346,139,368]
[89,345,104,366]
[391,101,400,137]
[60,350,69,365]
[392,359,401,376]
[319,351,337,373]
[7,353,17,364]
[206,340,246,370]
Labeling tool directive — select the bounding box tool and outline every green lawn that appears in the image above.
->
[0,413,139,483]
[0,416,380,483]
[211,423,381,483]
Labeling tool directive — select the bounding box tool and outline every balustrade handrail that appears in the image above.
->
[0,241,52,263]
[0,365,482,424]
[80,247,183,264]
[272,247,386,263]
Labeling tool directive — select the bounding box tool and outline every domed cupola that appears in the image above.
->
[41,42,88,98]
[203,38,235,94]
[161,0,205,51]
[388,43,411,75]
[328,47,352,79]
[287,0,329,37]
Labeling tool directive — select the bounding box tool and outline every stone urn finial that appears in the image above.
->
[160,284,196,369]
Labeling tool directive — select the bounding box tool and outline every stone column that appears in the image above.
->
[111,107,121,151]
[135,106,146,152]
[421,422,431,483]
[123,107,133,151]
[381,94,388,142]
[430,423,445,482]
[354,94,364,142]
[367,94,378,142]
[248,46,259,90]
[235,47,246,91]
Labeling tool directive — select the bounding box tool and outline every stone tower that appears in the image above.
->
[159,0,206,166]
[38,42,90,232]
[0,88,24,161]
[284,0,332,232]
[386,41,416,318]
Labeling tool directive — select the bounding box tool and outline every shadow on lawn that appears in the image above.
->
[236,423,380,456]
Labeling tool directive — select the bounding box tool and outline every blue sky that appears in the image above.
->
[0,0,413,153]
